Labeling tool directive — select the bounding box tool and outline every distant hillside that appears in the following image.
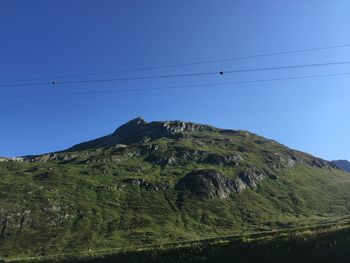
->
[332,160,350,173]
[1,117,350,261]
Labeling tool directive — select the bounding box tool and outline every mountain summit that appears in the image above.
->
[0,118,349,259]
[67,117,217,151]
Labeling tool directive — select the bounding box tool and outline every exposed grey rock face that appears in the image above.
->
[145,154,178,167]
[122,178,170,191]
[263,149,336,170]
[332,160,350,173]
[0,157,24,162]
[203,153,241,166]
[0,208,31,236]
[25,153,79,163]
[311,158,337,169]
[237,171,265,190]
[145,147,242,168]
[264,153,297,169]
[175,169,267,199]
[175,170,236,199]
[0,205,71,237]
[161,121,217,134]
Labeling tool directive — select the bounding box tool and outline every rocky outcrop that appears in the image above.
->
[310,158,337,169]
[203,153,241,166]
[0,204,71,237]
[144,147,201,167]
[263,149,337,171]
[145,147,242,168]
[121,178,170,191]
[175,169,267,199]
[25,153,79,163]
[0,157,24,162]
[236,171,265,190]
[160,121,217,134]
[145,153,178,167]
[0,208,31,237]
[264,153,297,169]
[175,170,236,199]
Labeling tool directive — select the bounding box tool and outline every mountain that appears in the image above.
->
[1,117,350,261]
[332,160,350,173]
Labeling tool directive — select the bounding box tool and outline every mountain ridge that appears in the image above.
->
[65,117,335,168]
[66,117,219,152]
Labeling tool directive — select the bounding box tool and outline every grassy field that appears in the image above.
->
[6,218,350,263]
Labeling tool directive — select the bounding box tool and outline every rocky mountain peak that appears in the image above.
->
[113,117,146,134]
[160,120,217,134]
[67,118,215,151]
[112,117,147,137]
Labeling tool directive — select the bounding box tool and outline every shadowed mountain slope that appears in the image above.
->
[332,160,350,173]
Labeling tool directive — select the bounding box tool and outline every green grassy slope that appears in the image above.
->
[0,118,350,260]
[10,220,350,263]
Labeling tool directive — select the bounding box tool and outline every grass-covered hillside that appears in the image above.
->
[1,117,350,260]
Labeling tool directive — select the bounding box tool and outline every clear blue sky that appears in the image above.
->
[0,1,349,160]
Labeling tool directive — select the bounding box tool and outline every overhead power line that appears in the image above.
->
[1,60,350,88]
[1,72,349,99]
[1,43,350,84]
[223,61,350,74]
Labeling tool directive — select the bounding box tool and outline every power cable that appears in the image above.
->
[1,72,349,99]
[1,43,350,84]
[1,60,350,88]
